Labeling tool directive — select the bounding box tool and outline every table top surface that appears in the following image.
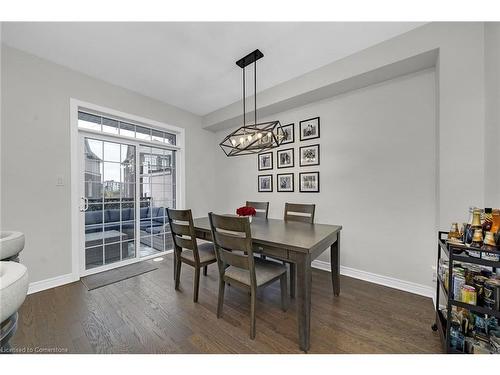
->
[193,217,342,254]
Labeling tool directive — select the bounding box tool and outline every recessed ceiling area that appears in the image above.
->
[1,22,425,115]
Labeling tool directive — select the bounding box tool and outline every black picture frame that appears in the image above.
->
[299,117,320,141]
[277,148,294,169]
[258,151,273,171]
[277,173,294,192]
[299,144,320,167]
[258,174,273,192]
[280,123,295,145]
[299,171,320,193]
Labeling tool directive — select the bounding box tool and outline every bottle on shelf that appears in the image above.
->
[482,231,500,261]
[448,222,461,241]
[491,208,500,234]
[483,231,496,248]
[471,229,483,247]
[469,229,484,259]
[465,206,477,245]
[483,208,493,232]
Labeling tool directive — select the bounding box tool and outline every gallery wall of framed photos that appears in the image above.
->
[257,117,320,193]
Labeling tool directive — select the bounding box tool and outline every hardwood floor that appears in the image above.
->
[11,254,442,353]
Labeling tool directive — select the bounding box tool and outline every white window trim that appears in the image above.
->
[69,98,186,279]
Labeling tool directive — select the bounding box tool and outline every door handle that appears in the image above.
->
[80,197,89,212]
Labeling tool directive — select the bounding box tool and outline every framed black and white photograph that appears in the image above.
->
[280,123,295,144]
[258,151,273,171]
[299,172,320,193]
[277,148,294,169]
[299,144,320,167]
[258,174,273,192]
[299,117,320,141]
[277,173,294,192]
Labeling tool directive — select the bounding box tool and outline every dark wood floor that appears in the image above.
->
[11,254,442,353]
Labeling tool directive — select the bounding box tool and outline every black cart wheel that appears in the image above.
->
[431,323,438,331]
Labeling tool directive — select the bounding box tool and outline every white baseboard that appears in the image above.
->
[28,259,434,299]
[311,259,434,299]
[28,273,79,295]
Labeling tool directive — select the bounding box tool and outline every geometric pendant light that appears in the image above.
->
[219,49,285,156]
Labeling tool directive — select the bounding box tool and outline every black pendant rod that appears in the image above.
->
[243,66,246,127]
[237,49,264,127]
[254,60,257,125]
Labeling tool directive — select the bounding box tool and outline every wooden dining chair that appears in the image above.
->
[167,208,217,303]
[246,201,269,219]
[246,201,270,259]
[208,212,287,339]
[284,203,316,298]
[284,203,316,223]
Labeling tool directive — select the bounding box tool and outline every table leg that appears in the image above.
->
[290,263,296,299]
[296,253,312,352]
[330,232,340,296]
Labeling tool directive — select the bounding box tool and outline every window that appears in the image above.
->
[78,111,177,145]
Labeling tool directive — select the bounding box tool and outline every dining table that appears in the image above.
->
[193,216,343,352]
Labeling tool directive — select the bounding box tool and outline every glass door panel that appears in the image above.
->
[139,146,175,257]
[83,137,136,270]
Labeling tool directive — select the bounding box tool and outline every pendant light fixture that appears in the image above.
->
[219,49,284,157]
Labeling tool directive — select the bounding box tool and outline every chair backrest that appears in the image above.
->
[166,208,200,262]
[284,203,316,224]
[246,201,269,219]
[208,212,256,284]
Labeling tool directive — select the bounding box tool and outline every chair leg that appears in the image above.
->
[280,274,288,312]
[175,256,182,290]
[173,251,177,281]
[203,265,208,276]
[193,267,201,303]
[250,288,256,340]
[217,279,225,318]
[290,263,296,298]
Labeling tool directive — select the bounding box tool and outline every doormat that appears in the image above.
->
[81,261,158,290]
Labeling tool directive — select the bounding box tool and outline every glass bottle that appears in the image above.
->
[470,229,483,248]
[448,222,460,240]
[483,208,493,232]
[491,209,500,234]
[465,207,478,245]
[483,231,496,248]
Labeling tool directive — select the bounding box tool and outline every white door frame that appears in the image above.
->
[70,98,186,279]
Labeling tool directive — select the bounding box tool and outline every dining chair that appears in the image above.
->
[208,212,287,339]
[284,203,316,223]
[246,201,269,259]
[167,208,217,303]
[246,201,269,219]
[284,203,316,298]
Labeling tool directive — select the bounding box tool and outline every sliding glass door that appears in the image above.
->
[80,135,176,274]
[138,146,175,257]
[82,137,137,270]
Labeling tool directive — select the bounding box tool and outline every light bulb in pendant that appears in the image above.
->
[247,134,252,142]
[239,137,245,144]
[257,132,262,139]
[231,138,237,146]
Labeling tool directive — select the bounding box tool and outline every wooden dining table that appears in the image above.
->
[193,216,342,352]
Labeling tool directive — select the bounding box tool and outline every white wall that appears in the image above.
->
[214,69,437,289]
[485,23,500,208]
[1,45,216,284]
[206,23,486,231]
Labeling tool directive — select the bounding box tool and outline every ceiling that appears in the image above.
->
[2,22,425,116]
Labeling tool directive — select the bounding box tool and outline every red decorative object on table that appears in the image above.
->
[236,206,256,217]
